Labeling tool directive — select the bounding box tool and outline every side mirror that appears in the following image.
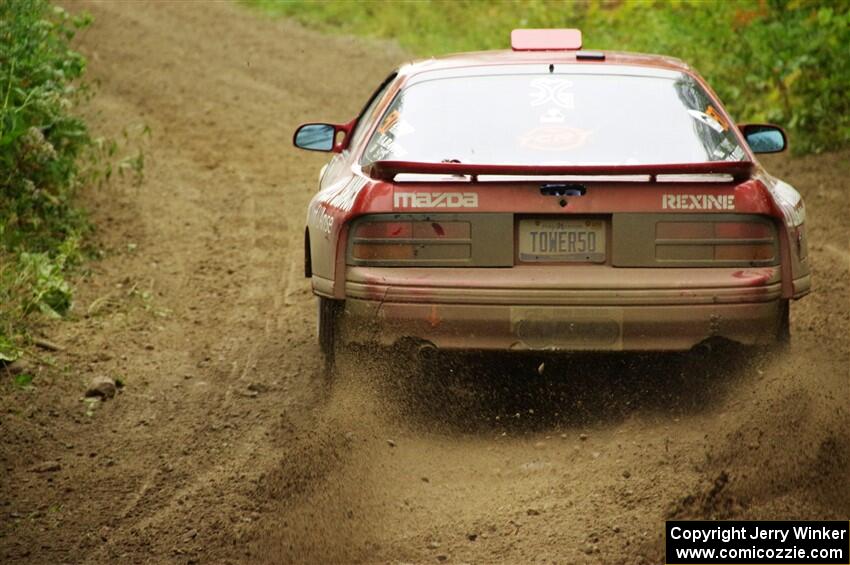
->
[740,124,787,154]
[293,123,337,152]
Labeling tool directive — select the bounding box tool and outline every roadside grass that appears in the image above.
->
[0,1,144,364]
[246,0,849,154]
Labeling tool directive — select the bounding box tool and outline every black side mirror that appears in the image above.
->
[740,124,787,154]
[293,123,336,152]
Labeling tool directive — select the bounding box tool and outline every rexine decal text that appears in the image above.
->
[662,194,735,210]
[394,192,479,209]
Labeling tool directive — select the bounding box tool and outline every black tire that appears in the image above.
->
[753,299,790,358]
[317,296,341,379]
[776,299,791,346]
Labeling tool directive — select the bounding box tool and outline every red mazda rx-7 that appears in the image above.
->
[293,29,810,373]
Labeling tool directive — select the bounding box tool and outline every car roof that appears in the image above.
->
[397,49,693,79]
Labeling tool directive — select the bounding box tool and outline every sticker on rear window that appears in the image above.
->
[378,109,400,134]
[705,105,729,131]
[529,78,575,109]
[687,109,726,133]
[519,126,590,151]
[365,133,407,162]
[378,110,415,137]
[540,108,567,124]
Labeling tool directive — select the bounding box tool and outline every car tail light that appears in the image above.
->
[713,244,775,261]
[355,221,413,239]
[655,222,714,240]
[353,242,416,260]
[655,220,777,263]
[713,222,773,239]
[351,220,472,263]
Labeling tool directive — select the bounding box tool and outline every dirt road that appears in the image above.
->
[1,2,848,564]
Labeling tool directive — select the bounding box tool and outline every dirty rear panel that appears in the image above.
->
[611,213,779,267]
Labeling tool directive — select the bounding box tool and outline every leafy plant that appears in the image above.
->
[0,1,97,361]
[0,3,94,245]
[18,250,73,317]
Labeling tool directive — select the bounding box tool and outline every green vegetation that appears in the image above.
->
[248,0,849,154]
[13,371,34,389]
[1,1,96,361]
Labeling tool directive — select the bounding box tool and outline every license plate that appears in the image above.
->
[518,218,606,262]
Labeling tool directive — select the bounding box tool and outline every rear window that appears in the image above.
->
[361,69,746,167]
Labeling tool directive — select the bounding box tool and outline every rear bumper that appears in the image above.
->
[336,266,786,351]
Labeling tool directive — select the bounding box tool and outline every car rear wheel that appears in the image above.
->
[317,296,341,380]
[777,299,790,346]
[753,299,790,358]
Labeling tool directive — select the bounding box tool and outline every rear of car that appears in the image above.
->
[296,30,810,362]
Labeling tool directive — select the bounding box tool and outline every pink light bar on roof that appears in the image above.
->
[511,28,582,51]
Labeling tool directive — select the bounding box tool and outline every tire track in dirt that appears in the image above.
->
[86,169,293,562]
